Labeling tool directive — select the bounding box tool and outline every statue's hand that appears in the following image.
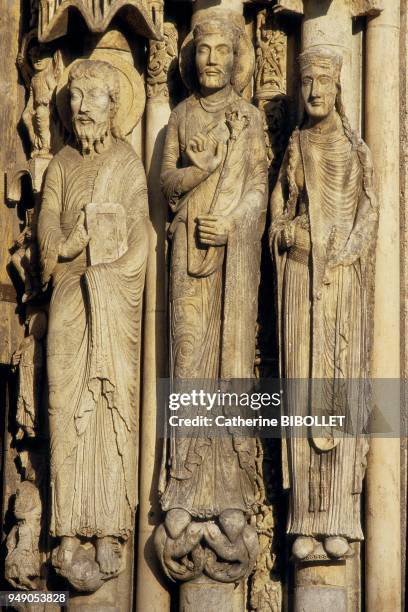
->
[327,251,354,269]
[186,134,224,174]
[59,211,90,260]
[11,350,21,368]
[327,234,362,269]
[196,214,231,247]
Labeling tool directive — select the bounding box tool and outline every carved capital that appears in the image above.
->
[273,0,303,16]
[351,0,383,17]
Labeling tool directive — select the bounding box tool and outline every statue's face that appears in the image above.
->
[301,65,337,120]
[70,76,111,128]
[70,76,112,150]
[29,45,52,72]
[195,33,234,92]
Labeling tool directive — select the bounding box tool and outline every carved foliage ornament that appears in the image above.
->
[147,21,178,100]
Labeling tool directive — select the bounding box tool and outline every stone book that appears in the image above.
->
[84,202,127,265]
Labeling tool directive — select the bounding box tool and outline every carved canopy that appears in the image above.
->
[38,0,161,42]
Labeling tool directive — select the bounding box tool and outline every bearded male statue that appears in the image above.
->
[38,59,149,587]
[156,16,268,586]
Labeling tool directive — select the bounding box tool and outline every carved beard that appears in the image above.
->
[73,118,111,156]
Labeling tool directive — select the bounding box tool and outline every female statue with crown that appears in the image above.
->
[270,46,378,560]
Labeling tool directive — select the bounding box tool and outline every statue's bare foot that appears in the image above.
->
[292,536,315,560]
[324,536,350,558]
[96,536,122,575]
[56,536,78,567]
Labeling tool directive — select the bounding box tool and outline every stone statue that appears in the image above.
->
[20,42,63,159]
[255,10,286,98]
[5,481,42,590]
[157,16,268,585]
[10,208,42,303]
[37,58,149,590]
[270,47,378,560]
[11,311,47,440]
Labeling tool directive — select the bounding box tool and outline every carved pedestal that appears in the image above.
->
[294,561,347,612]
[180,577,245,612]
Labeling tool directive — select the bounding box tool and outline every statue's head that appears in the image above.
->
[29,44,53,72]
[193,18,240,93]
[299,46,342,121]
[68,59,120,154]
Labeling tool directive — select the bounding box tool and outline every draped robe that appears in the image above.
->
[160,91,268,517]
[271,124,377,540]
[38,139,149,539]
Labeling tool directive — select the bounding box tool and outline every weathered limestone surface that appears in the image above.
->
[365,2,402,611]
[0,1,405,611]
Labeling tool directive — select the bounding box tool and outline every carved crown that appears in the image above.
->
[298,46,342,78]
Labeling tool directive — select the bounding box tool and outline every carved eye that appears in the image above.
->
[319,76,331,85]
[217,45,231,56]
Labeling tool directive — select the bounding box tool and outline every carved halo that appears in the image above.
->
[56,49,145,136]
[179,21,255,94]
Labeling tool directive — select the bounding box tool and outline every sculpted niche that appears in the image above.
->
[155,15,268,586]
[37,57,149,591]
[270,47,378,561]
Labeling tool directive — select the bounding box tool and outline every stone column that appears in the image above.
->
[136,4,174,611]
[180,578,245,612]
[0,0,25,560]
[365,2,402,611]
[0,0,23,364]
